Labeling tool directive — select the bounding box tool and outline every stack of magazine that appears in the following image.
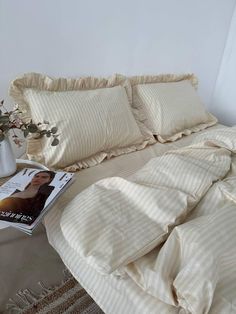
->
[0,168,74,235]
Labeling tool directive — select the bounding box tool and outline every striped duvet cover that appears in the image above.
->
[45,126,236,314]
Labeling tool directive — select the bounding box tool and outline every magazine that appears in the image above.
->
[0,168,74,235]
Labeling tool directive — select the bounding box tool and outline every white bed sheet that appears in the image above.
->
[44,124,225,314]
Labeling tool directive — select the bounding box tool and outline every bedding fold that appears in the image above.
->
[60,128,236,276]
[43,125,236,314]
[124,177,236,314]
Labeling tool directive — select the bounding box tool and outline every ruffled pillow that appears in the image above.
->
[130,74,217,143]
[9,73,155,170]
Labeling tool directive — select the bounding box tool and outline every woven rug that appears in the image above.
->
[6,270,104,314]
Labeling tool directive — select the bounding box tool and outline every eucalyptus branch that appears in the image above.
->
[0,100,59,147]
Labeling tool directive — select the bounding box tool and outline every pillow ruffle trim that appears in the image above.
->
[129,73,198,89]
[156,114,218,143]
[9,72,156,171]
[129,73,217,143]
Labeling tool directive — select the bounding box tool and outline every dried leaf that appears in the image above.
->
[0,133,4,141]
[1,125,9,132]
[51,138,59,146]
[0,115,9,123]
[51,127,58,134]
[23,129,29,137]
[27,123,38,133]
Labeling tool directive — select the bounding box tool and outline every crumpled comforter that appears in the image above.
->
[60,127,236,314]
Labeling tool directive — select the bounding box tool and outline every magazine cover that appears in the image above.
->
[0,168,74,231]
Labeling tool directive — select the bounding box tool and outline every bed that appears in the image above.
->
[9,72,236,314]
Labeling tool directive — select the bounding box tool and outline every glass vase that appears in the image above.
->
[0,135,17,178]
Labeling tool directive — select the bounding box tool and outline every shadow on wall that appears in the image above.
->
[211,4,236,127]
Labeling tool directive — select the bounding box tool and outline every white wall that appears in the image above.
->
[0,0,235,155]
[211,6,236,126]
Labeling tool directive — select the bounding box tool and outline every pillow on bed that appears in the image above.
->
[9,73,155,170]
[130,74,217,143]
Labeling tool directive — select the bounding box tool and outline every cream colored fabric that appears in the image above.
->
[23,85,144,169]
[9,73,155,170]
[60,129,232,275]
[124,131,236,313]
[45,125,236,314]
[129,73,198,88]
[124,183,236,314]
[131,76,217,142]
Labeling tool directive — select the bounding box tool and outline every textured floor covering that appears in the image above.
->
[5,270,104,314]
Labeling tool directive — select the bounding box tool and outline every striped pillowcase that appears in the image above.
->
[130,74,217,143]
[9,73,155,170]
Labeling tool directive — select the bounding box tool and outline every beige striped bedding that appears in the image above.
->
[9,73,155,171]
[60,132,232,275]
[124,176,236,313]
[132,80,217,142]
[23,85,148,169]
[44,124,236,314]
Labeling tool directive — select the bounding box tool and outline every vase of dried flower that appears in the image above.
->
[0,135,17,178]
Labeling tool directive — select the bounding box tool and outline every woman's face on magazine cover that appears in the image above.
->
[30,172,51,187]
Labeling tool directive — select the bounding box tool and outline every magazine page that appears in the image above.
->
[0,168,73,228]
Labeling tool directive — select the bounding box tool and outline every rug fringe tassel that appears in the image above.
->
[6,268,73,313]
[6,288,43,312]
[63,267,72,281]
[38,281,57,295]
[6,298,23,313]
